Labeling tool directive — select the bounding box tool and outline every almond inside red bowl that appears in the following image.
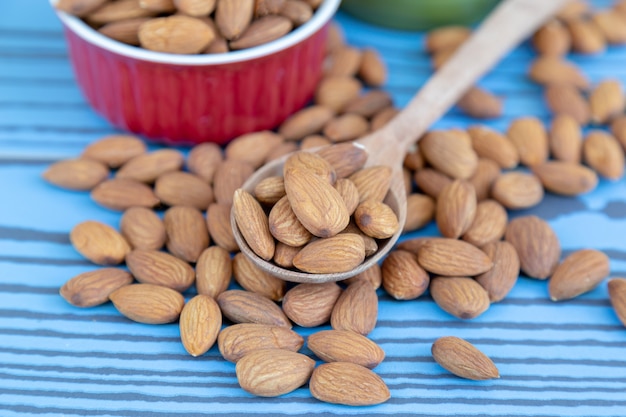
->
[50,0,341,146]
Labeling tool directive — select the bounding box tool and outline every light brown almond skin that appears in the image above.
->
[254,0,285,16]
[467,158,501,201]
[308,329,385,369]
[612,115,626,151]
[491,171,544,210]
[60,268,133,307]
[462,199,508,247]
[527,56,589,89]
[70,221,131,266]
[608,278,626,327]
[381,249,429,300]
[213,159,255,205]
[186,142,223,183]
[548,249,610,301]
[323,114,370,143]
[98,17,151,46]
[315,76,362,113]
[358,48,387,87]
[279,0,312,26]
[417,238,493,277]
[456,86,502,119]
[348,166,392,203]
[268,196,313,247]
[217,289,291,328]
[419,130,478,179]
[109,283,185,324]
[225,131,284,169]
[544,83,590,125]
[86,0,157,24]
[163,206,209,263]
[354,199,399,240]
[342,263,382,290]
[300,134,331,150]
[549,114,582,163]
[232,189,275,261]
[344,90,393,118]
[293,233,365,274]
[120,207,166,251]
[341,222,378,257]
[506,117,549,167]
[284,151,336,184]
[56,0,109,17]
[431,336,499,380]
[215,0,255,40]
[532,161,598,196]
[116,149,184,184]
[583,130,625,180]
[467,125,519,169]
[436,179,476,239]
[425,26,471,53]
[229,15,292,50]
[195,246,232,298]
[278,105,335,141]
[254,176,286,205]
[42,159,110,191]
[309,362,390,406]
[125,249,195,292]
[324,45,362,77]
[556,1,589,22]
[372,106,400,131]
[91,178,160,211]
[475,241,520,303]
[334,178,360,216]
[236,349,315,397]
[505,215,561,280]
[218,323,304,362]
[593,10,626,44]
[180,294,222,357]
[316,142,368,179]
[206,203,239,252]
[282,282,342,327]
[403,193,435,233]
[154,171,213,210]
[568,18,606,55]
[430,276,490,320]
[175,0,217,16]
[232,252,286,301]
[272,242,301,268]
[589,79,625,125]
[532,19,571,56]
[330,280,377,336]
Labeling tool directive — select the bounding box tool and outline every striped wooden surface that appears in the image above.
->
[2,0,626,416]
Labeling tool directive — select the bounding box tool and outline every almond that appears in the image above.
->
[420,130,478,179]
[139,14,214,53]
[532,161,598,195]
[370,106,399,131]
[589,79,625,124]
[229,15,292,49]
[556,0,589,22]
[611,115,626,151]
[281,282,342,327]
[284,151,336,184]
[125,249,195,292]
[232,252,286,301]
[215,0,254,40]
[348,166,392,203]
[342,262,382,290]
[424,25,471,53]
[268,195,312,247]
[163,206,209,263]
[119,206,166,250]
[396,236,434,255]
[315,76,362,113]
[506,117,549,167]
[279,0,312,26]
[429,276,490,319]
[354,199,399,239]
[155,171,214,210]
[91,178,160,211]
[272,241,301,268]
[109,283,185,324]
[195,246,232,298]
[60,268,133,307]
[42,159,109,191]
[467,125,519,169]
[56,0,109,17]
[505,215,561,280]
[456,86,502,119]
[292,233,365,274]
[300,134,332,150]
[341,222,378,257]
[548,249,610,301]
[236,349,315,397]
[344,90,393,118]
[116,149,184,183]
[179,294,222,357]
[403,193,435,233]
[206,203,239,252]
[583,130,625,180]
[278,105,335,141]
[417,238,493,277]
[475,241,520,303]
[358,48,387,87]
[334,178,360,216]
[592,10,626,45]
[431,336,499,380]
[217,289,291,327]
[174,0,216,16]
[70,220,131,265]
[232,189,275,261]
[491,171,544,210]
[98,17,151,45]
[186,142,223,183]
[435,179,476,239]
[381,249,429,300]
[86,0,156,24]
[324,45,362,77]
[308,329,385,369]
[330,280,377,336]
[323,114,369,143]
[254,176,286,205]
[544,83,590,125]
[254,0,285,16]
[467,158,501,201]
[608,278,626,327]
[213,159,255,205]
[224,131,284,169]
[549,114,582,163]
[462,199,508,247]
[532,19,571,56]
[218,323,304,362]
[316,142,368,179]
[141,0,177,14]
[527,56,589,89]
[309,362,390,406]
[567,18,606,54]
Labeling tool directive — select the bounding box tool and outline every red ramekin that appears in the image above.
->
[51,0,341,146]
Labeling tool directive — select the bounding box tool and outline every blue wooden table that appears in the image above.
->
[1,1,626,416]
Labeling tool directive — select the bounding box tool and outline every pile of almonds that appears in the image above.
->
[43,0,626,406]
[56,0,325,54]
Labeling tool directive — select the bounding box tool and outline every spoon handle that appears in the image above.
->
[359,0,571,155]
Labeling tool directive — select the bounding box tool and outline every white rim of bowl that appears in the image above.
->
[50,0,341,66]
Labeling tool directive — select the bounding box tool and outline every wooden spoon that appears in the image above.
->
[232,0,572,283]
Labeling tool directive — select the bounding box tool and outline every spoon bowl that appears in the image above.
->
[232,0,573,283]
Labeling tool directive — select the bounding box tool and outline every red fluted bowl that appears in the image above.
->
[50,0,340,145]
